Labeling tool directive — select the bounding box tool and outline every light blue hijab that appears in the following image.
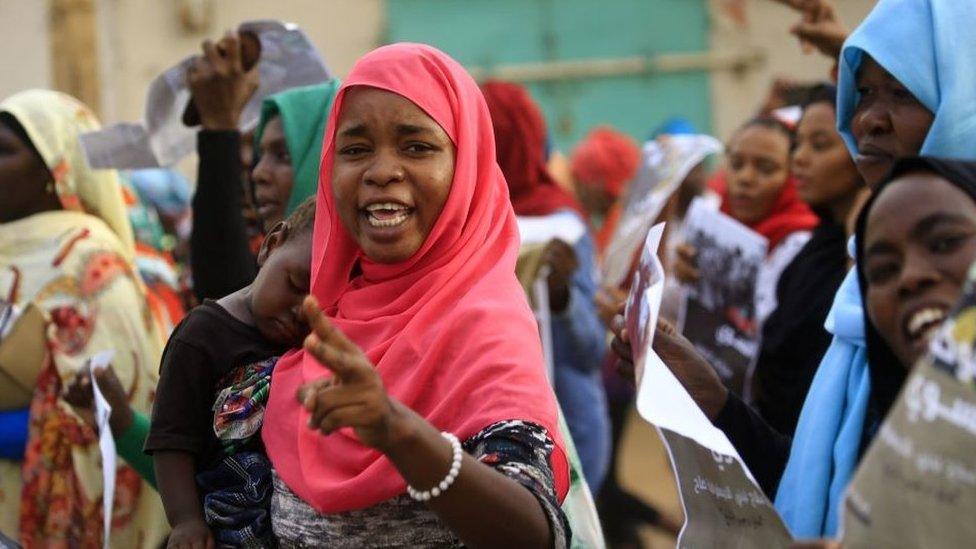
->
[775,0,976,538]
[836,0,976,159]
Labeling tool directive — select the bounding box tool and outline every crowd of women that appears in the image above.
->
[0,0,973,547]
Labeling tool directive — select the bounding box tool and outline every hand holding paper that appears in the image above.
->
[652,320,729,422]
[80,20,331,169]
[88,350,116,549]
[185,31,260,131]
[63,361,134,437]
[623,222,792,547]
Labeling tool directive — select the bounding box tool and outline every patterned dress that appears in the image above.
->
[272,420,570,548]
[0,90,167,548]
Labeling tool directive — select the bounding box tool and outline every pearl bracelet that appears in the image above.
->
[407,431,462,502]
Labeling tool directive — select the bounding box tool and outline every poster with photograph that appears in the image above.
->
[841,292,976,548]
[678,198,768,396]
[602,135,722,288]
[625,225,791,548]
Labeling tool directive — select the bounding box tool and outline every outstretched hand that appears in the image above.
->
[610,303,728,421]
[297,296,411,452]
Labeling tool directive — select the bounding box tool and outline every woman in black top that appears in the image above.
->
[611,85,868,497]
[749,85,867,436]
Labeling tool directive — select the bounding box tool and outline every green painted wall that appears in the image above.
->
[384,0,711,151]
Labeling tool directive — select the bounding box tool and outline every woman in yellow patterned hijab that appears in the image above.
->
[0,90,166,548]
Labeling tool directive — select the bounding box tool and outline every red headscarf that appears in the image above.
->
[263,43,569,513]
[711,170,819,251]
[481,81,582,216]
[570,126,641,199]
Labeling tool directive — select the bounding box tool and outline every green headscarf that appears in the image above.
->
[253,79,341,215]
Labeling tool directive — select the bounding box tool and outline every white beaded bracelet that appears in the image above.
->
[407,431,462,502]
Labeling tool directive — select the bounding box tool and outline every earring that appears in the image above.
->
[46,181,55,194]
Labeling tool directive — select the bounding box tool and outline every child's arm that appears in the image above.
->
[155,451,214,548]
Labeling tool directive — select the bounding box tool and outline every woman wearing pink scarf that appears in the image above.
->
[262,43,570,547]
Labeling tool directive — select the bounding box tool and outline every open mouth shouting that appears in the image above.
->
[359,199,417,244]
[364,202,413,228]
[902,304,949,355]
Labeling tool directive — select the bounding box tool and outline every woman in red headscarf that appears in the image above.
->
[262,44,570,547]
[481,81,610,494]
[675,116,819,334]
[570,127,642,254]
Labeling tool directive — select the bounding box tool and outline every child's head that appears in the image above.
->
[249,196,315,348]
[725,117,793,225]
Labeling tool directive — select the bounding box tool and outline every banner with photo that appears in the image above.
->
[602,135,722,289]
[81,20,331,169]
[677,198,768,397]
[625,223,791,548]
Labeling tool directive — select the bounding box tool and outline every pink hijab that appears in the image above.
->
[262,43,569,514]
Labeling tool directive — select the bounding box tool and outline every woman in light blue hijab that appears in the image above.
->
[775,0,976,538]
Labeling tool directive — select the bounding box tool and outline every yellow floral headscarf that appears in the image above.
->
[0,89,134,257]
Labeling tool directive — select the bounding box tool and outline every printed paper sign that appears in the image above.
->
[80,20,331,169]
[660,429,793,548]
[626,224,791,547]
[602,135,722,288]
[678,198,768,397]
[89,350,116,549]
[842,288,976,548]
[624,223,666,387]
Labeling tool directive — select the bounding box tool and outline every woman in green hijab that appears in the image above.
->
[251,81,341,232]
[190,75,339,300]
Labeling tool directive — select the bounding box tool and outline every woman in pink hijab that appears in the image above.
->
[262,43,571,547]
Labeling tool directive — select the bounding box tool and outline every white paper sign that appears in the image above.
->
[80,20,332,169]
[517,213,587,247]
[89,350,116,549]
[533,264,555,383]
[626,223,741,458]
[677,198,768,397]
[602,135,723,288]
[625,225,791,547]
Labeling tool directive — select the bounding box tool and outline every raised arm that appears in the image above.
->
[187,31,260,300]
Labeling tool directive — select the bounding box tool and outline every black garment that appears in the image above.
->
[752,219,847,435]
[720,158,976,500]
[146,300,280,469]
[715,219,846,498]
[191,130,258,301]
[713,393,792,498]
[597,379,664,544]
